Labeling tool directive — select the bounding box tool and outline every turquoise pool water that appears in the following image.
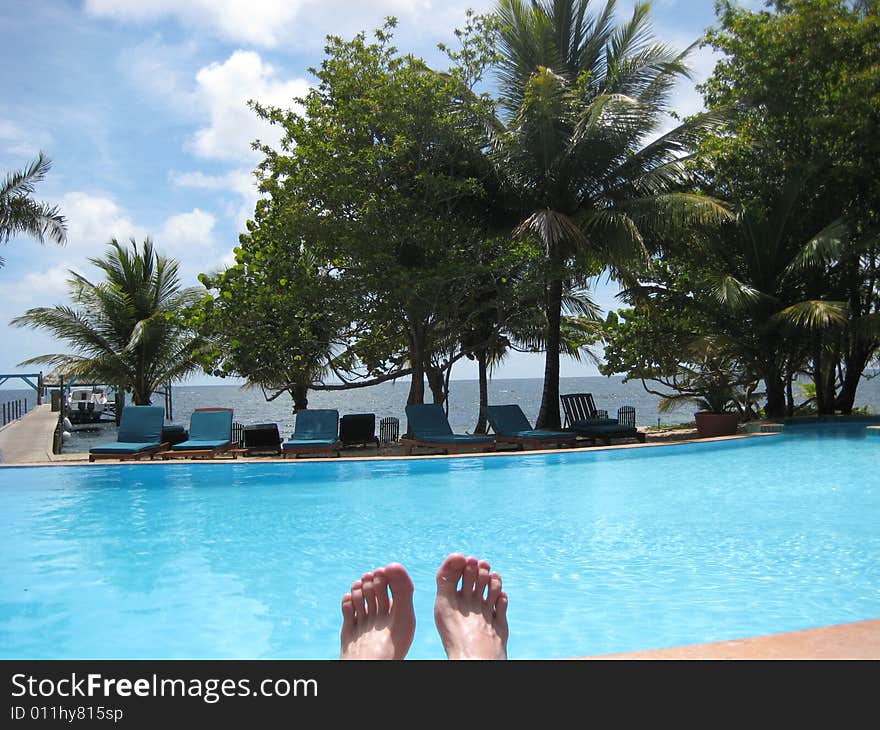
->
[1,429,879,659]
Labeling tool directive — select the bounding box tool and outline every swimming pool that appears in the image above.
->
[1,429,878,659]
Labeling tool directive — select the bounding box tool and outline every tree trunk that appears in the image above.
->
[835,344,873,414]
[763,372,786,419]
[291,382,309,412]
[536,277,563,429]
[425,364,446,405]
[473,348,489,434]
[407,332,426,406]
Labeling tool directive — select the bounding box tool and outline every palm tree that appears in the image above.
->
[12,238,205,404]
[0,152,66,267]
[490,0,730,426]
[699,169,880,416]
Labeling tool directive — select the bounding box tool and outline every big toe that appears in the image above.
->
[384,563,414,612]
[435,553,467,598]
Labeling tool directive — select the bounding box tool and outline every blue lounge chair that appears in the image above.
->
[282,409,341,458]
[88,405,166,462]
[164,408,236,459]
[485,404,579,450]
[402,404,495,455]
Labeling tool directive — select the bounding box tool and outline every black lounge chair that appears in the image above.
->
[339,413,379,449]
[561,393,645,444]
[243,423,282,455]
[560,393,618,428]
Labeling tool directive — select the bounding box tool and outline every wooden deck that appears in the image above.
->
[0,404,59,464]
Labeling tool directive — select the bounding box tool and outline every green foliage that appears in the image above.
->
[0,152,66,268]
[193,20,538,411]
[696,0,880,414]
[12,239,205,404]
[699,0,880,226]
[487,0,731,426]
[600,258,758,417]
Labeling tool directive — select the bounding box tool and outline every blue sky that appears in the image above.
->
[0,0,751,385]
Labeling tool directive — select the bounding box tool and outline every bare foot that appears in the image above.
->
[433,553,509,660]
[340,563,415,660]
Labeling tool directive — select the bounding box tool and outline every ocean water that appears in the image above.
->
[4,373,880,453]
[2,428,878,659]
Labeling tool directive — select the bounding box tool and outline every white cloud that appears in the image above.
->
[159,209,216,249]
[3,264,72,307]
[0,119,51,160]
[191,51,309,163]
[85,0,307,48]
[170,168,260,229]
[84,0,453,49]
[58,192,148,257]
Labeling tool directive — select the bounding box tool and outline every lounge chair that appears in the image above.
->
[242,423,282,455]
[560,393,619,428]
[339,413,379,449]
[282,409,341,458]
[485,404,579,450]
[401,404,495,455]
[88,405,167,462]
[560,393,645,444]
[162,408,237,459]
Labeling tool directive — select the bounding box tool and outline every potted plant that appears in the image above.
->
[690,377,743,438]
[656,345,755,438]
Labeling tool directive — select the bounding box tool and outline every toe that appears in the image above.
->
[372,568,390,615]
[435,553,467,599]
[341,594,355,629]
[486,572,503,606]
[385,562,414,615]
[350,580,367,623]
[475,560,491,599]
[361,572,378,617]
[461,556,479,597]
[494,591,510,643]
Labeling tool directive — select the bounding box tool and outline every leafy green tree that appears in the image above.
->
[0,152,66,267]
[698,0,880,413]
[193,208,353,412]
[247,21,526,410]
[488,0,730,427]
[12,238,205,404]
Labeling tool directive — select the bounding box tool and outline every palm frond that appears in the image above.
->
[786,218,849,273]
[0,152,67,250]
[515,208,587,254]
[774,300,848,330]
[709,274,766,309]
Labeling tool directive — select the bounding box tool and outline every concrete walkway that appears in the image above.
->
[592,618,880,660]
[0,404,59,463]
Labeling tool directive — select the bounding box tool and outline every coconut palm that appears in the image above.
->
[0,152,66,267]
[489,0,730,426]
[12,238,205,404]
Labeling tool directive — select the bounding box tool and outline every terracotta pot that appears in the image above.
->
[694,411,740,438]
